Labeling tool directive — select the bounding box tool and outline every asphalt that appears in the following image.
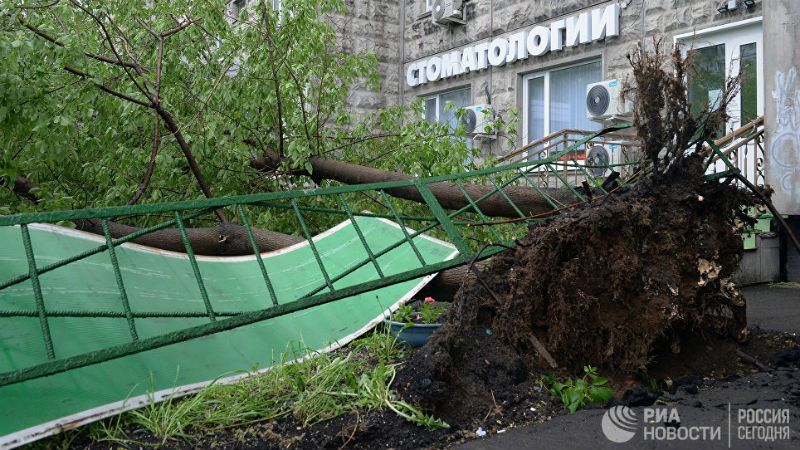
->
[456,284,800,450]
[744,284,800,334]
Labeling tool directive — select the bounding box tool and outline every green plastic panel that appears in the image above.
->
[0,218,456,446]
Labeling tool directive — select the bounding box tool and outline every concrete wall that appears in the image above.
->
[764,0,800,216]
[398,0,762,156]
[329,0,403,117]
[733,234,781,285]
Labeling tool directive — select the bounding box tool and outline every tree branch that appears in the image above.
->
[18,15,146,71]
[261,1,285,157]
[128,114,161,205]
[62,66,152,107]
[153,104,228,223]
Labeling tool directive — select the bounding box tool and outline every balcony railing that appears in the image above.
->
[496,116,765,190]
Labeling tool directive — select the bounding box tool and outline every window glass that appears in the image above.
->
[424,97,438,124]
[422,87,472,152]
[526,76,545,144]
[740,42,758,125]
[423,88,470,128]
[689,44,726,115]
[524,60,601,160]
[438,88,471,132]
[549,61,602,134]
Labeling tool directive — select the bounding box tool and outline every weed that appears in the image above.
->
[51,330,444,446]
[391,299,448,324]
[641,369,660,391]
[353,327,406,363]
[544,366,614,413]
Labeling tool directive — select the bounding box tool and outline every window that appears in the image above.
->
[677,19,763,132]
[523,60,602,158]
[739,42,758,125]
[423,87,471,134]
[425,0,434,12]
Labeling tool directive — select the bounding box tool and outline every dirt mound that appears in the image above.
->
[397,154,759,427]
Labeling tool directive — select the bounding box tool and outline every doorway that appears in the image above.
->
[676,18,764,134]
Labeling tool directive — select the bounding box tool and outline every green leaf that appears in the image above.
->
[588,386,614,403]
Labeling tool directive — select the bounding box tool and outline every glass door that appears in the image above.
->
[522,60,602,160]
[678,19,763,182]
[679,20,763,133]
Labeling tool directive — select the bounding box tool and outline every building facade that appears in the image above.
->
[382,0,799,281]
[236,0,798,279]
[396,0,762,155]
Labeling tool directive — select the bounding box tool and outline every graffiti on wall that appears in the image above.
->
[771,67,800,202]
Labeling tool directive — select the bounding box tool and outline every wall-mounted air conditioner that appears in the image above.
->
[431,0,465,25]
[462,104,495,139]
[586,79,633,123]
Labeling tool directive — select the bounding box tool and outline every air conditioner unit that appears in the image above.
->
[586,79,633,123]
[462,104,495,138]
[431,0,465,25]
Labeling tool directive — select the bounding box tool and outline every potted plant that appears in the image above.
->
[384,297,449,347]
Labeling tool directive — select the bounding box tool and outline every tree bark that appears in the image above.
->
[72,218,485,296]
[8,175,493,296]
[251,151,572,218]
[74,219,304,255]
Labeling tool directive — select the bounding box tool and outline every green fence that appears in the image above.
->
[0,124,649,445]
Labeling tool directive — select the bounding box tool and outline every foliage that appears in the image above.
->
[0,0,522,248]
[391,297,449,324]
[36,330,445,447]
[622,37,739,174]
[543,366,614,413]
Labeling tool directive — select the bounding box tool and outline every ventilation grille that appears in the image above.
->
[587,85,611,117]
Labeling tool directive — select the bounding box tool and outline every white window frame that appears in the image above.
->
[521,58,602,146]
[673,16,763,132]
[423,86,472,124]
[422,86,473,152]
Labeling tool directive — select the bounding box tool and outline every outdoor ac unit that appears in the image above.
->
[585,144,611,177]
[462,104,495,138]
[586,79,632,123]
[431,0,465,25]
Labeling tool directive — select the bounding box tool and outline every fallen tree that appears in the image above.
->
[396,40,763,427]
[4,0,550,294]
[8,174,484,295]
[251,151,575,219]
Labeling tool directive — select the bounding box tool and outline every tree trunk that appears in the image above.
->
[251,151,572,218]
[9,175,496,296]
[74,219,304,255]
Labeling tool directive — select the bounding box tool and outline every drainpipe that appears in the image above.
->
[399,0,406,107]
[487,0,494,104]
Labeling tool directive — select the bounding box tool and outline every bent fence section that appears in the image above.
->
[0,125,643,447]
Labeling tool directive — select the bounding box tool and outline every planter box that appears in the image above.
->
[384,319,441,347]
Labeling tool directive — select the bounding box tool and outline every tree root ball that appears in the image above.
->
[397,154,759,428]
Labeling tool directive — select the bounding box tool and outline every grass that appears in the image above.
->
[34,329,447,448]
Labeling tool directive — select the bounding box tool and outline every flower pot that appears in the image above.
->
[383,319,441,347]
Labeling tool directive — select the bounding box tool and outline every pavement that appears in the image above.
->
[744,284,800,333]
[457,284,800,450]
